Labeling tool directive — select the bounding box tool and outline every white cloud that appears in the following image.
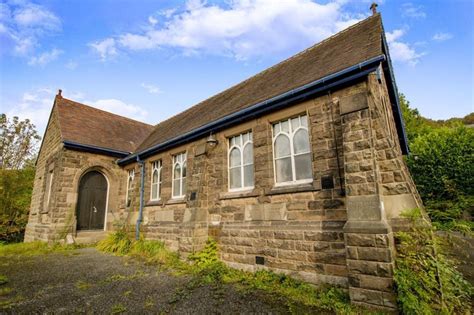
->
[86,99,148,122]
[94,0,364,61]
[89,37,117,61]
[386,28,424,66]
[0,1,61,57]
[5,88,55,135]
[432,32,453,42]
[148,16,158,26]
[401,2,426,19]
[28,48,62,66]
[141,83,162,94]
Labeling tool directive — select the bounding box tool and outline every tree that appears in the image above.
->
[0,114,41,170]
[0,114,41,242]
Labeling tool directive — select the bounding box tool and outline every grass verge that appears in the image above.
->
[0,241,79,257]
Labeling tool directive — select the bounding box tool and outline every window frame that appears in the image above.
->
[45,169,54,207]
[171,152,187,199]
[271,114,313,186]
[125,169,135,206]
[228,131,254,192]
[150,160,162,201]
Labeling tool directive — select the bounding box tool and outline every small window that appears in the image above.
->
[150,160,162,201]
[228,131,254,191]
[272,114,312,185]
[172,152,186,198]
[126,169,135,206]
[45,169,54,208]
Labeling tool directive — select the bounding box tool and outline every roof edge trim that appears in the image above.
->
[63,140,130,158]
[119,54,386,165]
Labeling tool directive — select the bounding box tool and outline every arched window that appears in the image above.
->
[272,114,312,184]
[125,169,135,207]
[228,131,254,191]
[172,152,187,198]
[150,160,162,201]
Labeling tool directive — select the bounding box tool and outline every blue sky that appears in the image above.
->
[1,0,472,135]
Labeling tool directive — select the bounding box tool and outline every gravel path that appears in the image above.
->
[0,248,288,314]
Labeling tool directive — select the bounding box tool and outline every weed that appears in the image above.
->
[0,287,12,296]
[0,241,77,257]
[110,303,127,314]
[75,280,92,290]
[123,290,132,297]
[394,209,473,314]
[0,294,24,309]
[0,275,8,285]
[144,296,154,308]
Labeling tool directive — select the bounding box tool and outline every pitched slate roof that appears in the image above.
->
[136,14,384,152]
[55,96,154,153]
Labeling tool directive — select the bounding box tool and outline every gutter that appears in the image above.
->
[135,156,145,240]
[118,54,387,166]
[63,140,130,158]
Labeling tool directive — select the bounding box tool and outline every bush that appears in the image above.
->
[394,209,473,314]
[407,125,473,201]
[0,168,35,243]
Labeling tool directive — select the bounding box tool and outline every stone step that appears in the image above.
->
[74,230,108,245]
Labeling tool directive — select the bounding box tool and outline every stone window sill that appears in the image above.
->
[265,183,319,196]
[219,189,260,200]
[166,198,186,205]
[145,200,163,207]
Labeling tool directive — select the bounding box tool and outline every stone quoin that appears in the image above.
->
[25,13,422,311]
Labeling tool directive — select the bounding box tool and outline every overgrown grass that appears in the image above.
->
[394,208,473,314]
[97,229,355,314]
[0,241,78,257]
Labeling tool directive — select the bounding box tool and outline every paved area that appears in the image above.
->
[0,248,289,314]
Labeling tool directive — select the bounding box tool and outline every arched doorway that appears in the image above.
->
[76,171,108,230]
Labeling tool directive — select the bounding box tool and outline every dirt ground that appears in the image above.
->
[0,248,289,314]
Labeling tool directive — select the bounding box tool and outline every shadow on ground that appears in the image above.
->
[0,248,289,314]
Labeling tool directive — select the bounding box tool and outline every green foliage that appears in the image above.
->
[110,303,127,314]
[0,241,76,256]
[394,209,473,314]
[0,275,8,285]
[0,168,35,243]
[401,95,474,232]
[96,227,134,256]
[407,125,473,201]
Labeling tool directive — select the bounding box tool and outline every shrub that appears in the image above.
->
[394,209,473,314]
[0,168,35,243]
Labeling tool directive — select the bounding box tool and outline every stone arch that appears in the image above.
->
[70,161,120,232]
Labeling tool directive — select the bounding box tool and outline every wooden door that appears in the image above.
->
[77,171,107,230]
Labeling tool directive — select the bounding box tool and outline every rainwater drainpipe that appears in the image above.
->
[135,156,145,240]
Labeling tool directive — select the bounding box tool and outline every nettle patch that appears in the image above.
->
[394,209,473,314]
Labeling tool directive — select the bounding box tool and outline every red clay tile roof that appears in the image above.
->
[55,97,154,153]
[136,14,384,152]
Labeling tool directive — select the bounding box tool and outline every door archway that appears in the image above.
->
[76,170,108,230]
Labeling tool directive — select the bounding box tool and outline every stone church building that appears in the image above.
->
[25,14,422,310]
